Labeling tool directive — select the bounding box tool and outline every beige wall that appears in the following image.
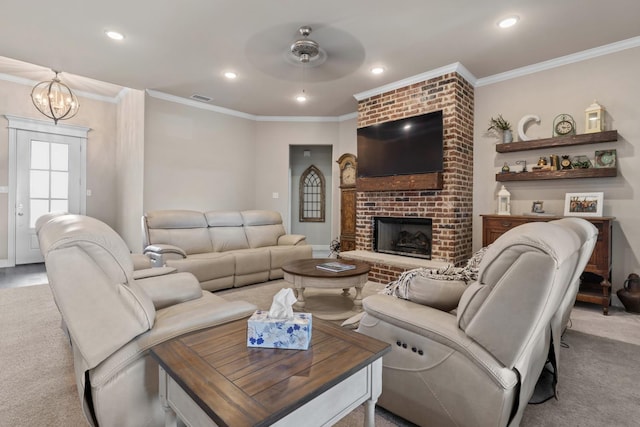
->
[143,95,257,213]
[0,78,117,261]
[474,46,640,306]
[115,89,145,251]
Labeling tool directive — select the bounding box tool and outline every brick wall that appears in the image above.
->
[356,72,474,267]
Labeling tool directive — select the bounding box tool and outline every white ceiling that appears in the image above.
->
[1,0,639,117]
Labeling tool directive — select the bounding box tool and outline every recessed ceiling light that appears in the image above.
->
[224,71,237,79]
[296,94,307,103]
[498,16,519,29]
[370,67,385,75]
[105,30,125,41]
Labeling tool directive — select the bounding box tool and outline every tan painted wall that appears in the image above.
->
[115,89,145,252]
[143,95,257,213]
[474,46,640,306]
[0,78,117,261]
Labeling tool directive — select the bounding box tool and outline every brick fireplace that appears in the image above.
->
[354,71,474,276]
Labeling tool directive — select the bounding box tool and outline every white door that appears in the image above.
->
[15,130,83,264]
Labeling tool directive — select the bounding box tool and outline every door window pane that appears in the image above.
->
[51,171,68,199]
[30,171,49,198]
[50,199,68,213]
[30,141,49,169]
[30,199,49,228]
[50,143,69,171]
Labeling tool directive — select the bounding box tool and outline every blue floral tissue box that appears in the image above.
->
[247,310,312,350]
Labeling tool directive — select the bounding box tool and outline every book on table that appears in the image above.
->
[316,261,356,273]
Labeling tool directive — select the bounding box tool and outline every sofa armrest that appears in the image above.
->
[143,244,187,267]
[135,272,202,310]
[278,234,307,246]
[132,266,177,280]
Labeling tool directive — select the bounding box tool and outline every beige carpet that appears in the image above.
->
[2,282,639,427]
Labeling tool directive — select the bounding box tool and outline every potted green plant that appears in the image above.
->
[488,115,513,143]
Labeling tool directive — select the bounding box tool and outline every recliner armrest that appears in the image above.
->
[135,272,202,310]
[277,234,307,246]
[143,244,187,257]
[143,244,187,267]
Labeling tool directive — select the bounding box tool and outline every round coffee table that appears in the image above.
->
[282,258,370,310]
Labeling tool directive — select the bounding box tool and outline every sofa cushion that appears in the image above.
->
[166,252,235,284]
[145,210,213,255]
[209,227,249,252]
[204,210,244,227]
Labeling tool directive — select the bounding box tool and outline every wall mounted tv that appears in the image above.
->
[357,110,443,178]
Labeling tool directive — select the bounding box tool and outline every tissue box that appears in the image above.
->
[247,310,312,350]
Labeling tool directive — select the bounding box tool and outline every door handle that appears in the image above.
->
[16,202,24,216]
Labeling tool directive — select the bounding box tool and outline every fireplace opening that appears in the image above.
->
[373,217,432,259]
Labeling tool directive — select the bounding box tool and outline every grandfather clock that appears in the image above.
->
[337,153,357,253]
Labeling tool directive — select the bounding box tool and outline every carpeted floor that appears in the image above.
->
[2,282,640,426]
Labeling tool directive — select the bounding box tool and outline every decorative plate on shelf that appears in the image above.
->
[594,149,617,168]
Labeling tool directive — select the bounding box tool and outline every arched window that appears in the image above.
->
[299,165,325,222]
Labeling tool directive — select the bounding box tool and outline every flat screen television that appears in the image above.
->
[357,110,443,178]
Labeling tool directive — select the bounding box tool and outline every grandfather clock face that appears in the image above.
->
[342,162,356,186]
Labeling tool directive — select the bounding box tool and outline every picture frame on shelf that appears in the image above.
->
[531,201,544,213]
[594,149,616,168]
[564,192,604,217]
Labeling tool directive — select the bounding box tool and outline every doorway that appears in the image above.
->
[289,145,332,256]
[7,116,88,266]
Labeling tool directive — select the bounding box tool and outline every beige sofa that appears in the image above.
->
[37,213,257,427]
[142,210,312,291]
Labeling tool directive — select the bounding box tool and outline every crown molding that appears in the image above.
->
[353,62,478,101]
[0,71,119,103]
[476,36,640,87]
[146,90,257,120]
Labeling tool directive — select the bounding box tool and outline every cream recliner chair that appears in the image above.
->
[356,220,589,427]
[37,214,257,427]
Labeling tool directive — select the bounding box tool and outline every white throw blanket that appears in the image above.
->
[382,246,488,300]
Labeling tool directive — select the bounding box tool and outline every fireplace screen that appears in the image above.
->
[374,217,433,259]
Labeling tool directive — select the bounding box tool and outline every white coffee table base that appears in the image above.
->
[284,271,368,310]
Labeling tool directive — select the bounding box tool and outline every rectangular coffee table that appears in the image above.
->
[151,317,390,427]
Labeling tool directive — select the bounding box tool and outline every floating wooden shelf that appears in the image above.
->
[496,167,617,182]
[495,130,618,153]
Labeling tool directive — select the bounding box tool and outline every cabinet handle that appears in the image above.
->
[500,222,512,227]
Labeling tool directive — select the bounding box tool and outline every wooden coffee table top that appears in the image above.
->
[151,317,390,427]
[282,258,370,278]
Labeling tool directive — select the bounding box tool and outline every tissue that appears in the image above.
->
[268,288,297,320]
[247,288,312,350]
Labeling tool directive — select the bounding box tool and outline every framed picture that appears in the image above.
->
[564,192,604,217]
[531,201,544,213]
[594,149,616,168]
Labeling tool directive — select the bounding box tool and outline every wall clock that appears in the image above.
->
[552,114,576,137]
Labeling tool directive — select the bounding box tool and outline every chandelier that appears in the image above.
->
[30,71,79,124]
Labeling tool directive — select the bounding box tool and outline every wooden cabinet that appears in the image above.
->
[481,214,614,314]
[495,130,618,182]
[337,154,357,252]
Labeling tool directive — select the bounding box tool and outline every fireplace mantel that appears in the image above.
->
[356,172,443,192]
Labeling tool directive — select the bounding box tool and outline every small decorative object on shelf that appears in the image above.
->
[552,114,576,137]
[585,100,605,134]
[517,114,541,141]
[531,201,544,213]
[532,157,550,171]
[594,149,616,168]
[497,185,511,215]
[571,155,592,169]
[560,155,573,169]
[488,114,513,143]
[501,162,510,173]
[549,154,560,170]
[515,159,527,172]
